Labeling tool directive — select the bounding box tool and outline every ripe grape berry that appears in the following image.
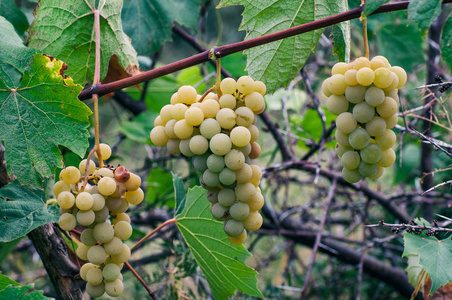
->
[54,143,143,298]
[322,56,406,183]
[150,77,266,244]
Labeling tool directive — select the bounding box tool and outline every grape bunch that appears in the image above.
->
[321,56,407,183]
[53,143,144,298]
[150,76,266,245]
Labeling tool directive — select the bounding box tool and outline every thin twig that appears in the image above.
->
[130,218,177,252]
[364,221,452,233]
[124,261,157,300]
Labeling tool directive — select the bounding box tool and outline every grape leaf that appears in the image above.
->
[408,0,443,35]
[0,52,91,188]
[0,0,29,35]
[0,181,59,242]
[332,23,350,63]
[175,187,263,300]
[28,0,138,86]
[441,15,452,71]
[0,284,51,299]
[405,253,425,288]
[122,0,200,56]
[173,173,186,216]
[362,0,390,18]
[403,233,452,294]
[217,0,348,92]
[120,111,158,143]
[0,271,20,291]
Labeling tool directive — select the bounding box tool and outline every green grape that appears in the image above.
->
[86,267,103,286]
[373,68,392,89]
[79,159,96,175]
[87,245,107,265]
[216,108,236,129]
[353,57,371,70]
[164,119,178,139]
[93,222,114,243]
[390,66,407,88]
[185,107,204,126]
[228,230,247,245]
[178,85,198,104]
[76,244,90,261]
[376,97,398,118]
[76,192,94,210]
[358,161,378,177]
[201,99,220,118]
[224,219,245,237]
[57,191,75,209]
[189,135,209,155]
[327,74,347,95]
[348,128,370,150]
[220,78,237,94]
[59,213,76,231]
[378,148,396,167]
[94,206,109,223]
[61,166,80,185]
[326,95,349,115]
[110,244,131,264]
[224,149,245,171]
[248,192,264,211]
[106,197,122,211]
[342,167,363,183]
[364,87,385,107]
[207,189,219,204]
[105,279,124,297]
[124,188,144,205]
[103,263,121,281]
[174,119,194,139]
[247,125,259,143]
[219,168,237,186]
[383,114,398,129]
[229,201,250,221]
[356,67,374,86]
[104,237,123,255]
[243,211,263,231]
[366,116,386,137]
[95,143,112,160]
[179,138,195,157]
[114,221,133,240]
[150,126,169,146]
[193,154,209,172]
[86,282,105,298]
[211,203,229,220]
[341,151,360,170]
[235,183,256,203]
[81,228,97,246]
[219,94,236,109]
[209,133,232,156]
[203,169,220,187]
[335,130,351,147]
[98,177,117,196]
[336,112,357,134]
[253,80,267,95]
[112,197,129,213]
[368,165,385,179]
[167,139,181,155]
[200,118,221,139]
[375,129,396,149]
[353,102,375,123]
[234,144,252,156]
[360,143,383,164]
[218,189,236,207]
[237,76,255,95]
[235,106,254,127]
[91,193,105,211]
[332,62,348,75]
[245,92,265,112]
[344,69,358,86]
[335,143,353,158]
[236,164,253,183]
[80,263,96,281]
[171,103,188,120]
[207,154,225,173]
[345,85,366,104]
[77,209,95,226]
[230,126,251,147]
[53,181,71,197]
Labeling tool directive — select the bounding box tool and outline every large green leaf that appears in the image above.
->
[28,0,138,85]
[0,52,91,188]
[362,0,390,18]
[122,0,200,56]
[408,0,442,35]
[0,271,20,291]
[403,232,452,294]
[441,15,452,71]
[173,173,186,216]
[332,23,350,63]
[0,181,59,242]
[0,284,51,299]
[0,0,29,35]
[175,187,263,300]
[217,0,348,92]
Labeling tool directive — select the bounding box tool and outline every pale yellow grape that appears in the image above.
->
[243,211,263,231]
[345,85,366,104]
[80,263,96,281]
[105,279,124,297]
[248,124,259,142]
[81,228,97,246]
[373,55,390,68]
[327,74,347,95]
[160,104,173,123]
[59,213,76,231]
[59,169,65,181]
[230,126,251,147]
[385,90,399,104]
[94,206,109,223]
[332,62,348,75]
[110,244,131,263]
[335,143,353,158]
[103,263,121,281]
[344,69,358,86]
[216,108,236,129]
[384,114,398,129]
[87,245,107,265]
[150,126,169,146]
[86,282,105,298]
[390,66,407,88]
[77,209,95,226]
[171,103,188,120]
[53,181,71,197]
[219,94,236,109]
[179,138,195,157]
[235,106,254,127]
[189,135,209,155]
[98,177,117,196]
[114,221,133,240]
[57,191,75,209]
[353,57,371,70]
[366,116,386,137]
[336,112,357,134]
[382,72,399,91]
[76,192,94,210]
[373,68,392,89]
[321,78,333,96]
[245,92,265,112]
[79,159,96,175]
[207,93,219,100]
[368,166,385,179]
[358,161,378,177]
[113,212,131,224]
[170,92,179,105]
[237,76,255,95]
[249,142,261,159]
[234,143,252,156]
[236,164,253,183]
[377,97,398,118]
[378,148,396,167]
[209,133,232,156]
[235,182,256,202]
[59,207,71,214]
[106,197,122,211]
[348,128,370,150]
[335,129,351,147]
[253,80,266,95]
[94,143,112,160]
[365,87,385,107]
[124,187,144,205]
[93,222,114,243]
[125,173,141,191]
[353,102,375,123]
[185,107,204,126]
[104,237,124,255]
[248,192,264,211]
[375,129,396,149]
[201,99,220,118]
[174,119,194,139]
[356,67,374,86]
[76,244,90,261]
[199,118,221,139]
[342,167,363,183]
[326,95,349,115]
[163,119,177,139]
[94,167,114,178]
[86,267,103,285]
[250,164,262,186]
[370,58,386,70]
[154,115,163,126]
[61,166,80,184]
[228,230,247,245]
[225,149,246,171]
[220,77,237,94]
[87,185,99,194]
[113,198,129,213]
[341,151,360,170]
[178,85,198,104]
